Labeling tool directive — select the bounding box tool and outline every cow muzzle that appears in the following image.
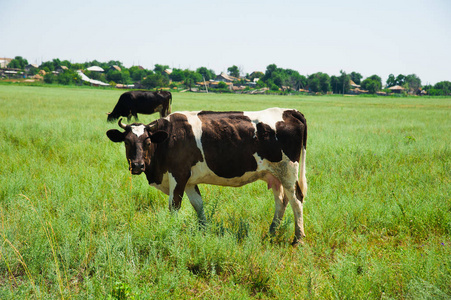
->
[130,162,145,175]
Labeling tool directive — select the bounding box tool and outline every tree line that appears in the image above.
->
[5,56,451,95]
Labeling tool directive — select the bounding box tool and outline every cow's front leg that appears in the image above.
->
[185,184,206,226]
[269,185,288,235]
[168,173,186,211]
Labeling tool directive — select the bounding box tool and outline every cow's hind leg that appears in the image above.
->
[285,186,305,245]
[185,184,207,227]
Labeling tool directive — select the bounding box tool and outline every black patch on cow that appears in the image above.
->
[255,122,282,162]
[144,114,203,185]
[198,111,257,178]
[275,110,306,162]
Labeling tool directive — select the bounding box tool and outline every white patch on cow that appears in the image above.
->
[167,173,177,208]
[243,107,286,137]
[183,111,205,157]
[150,172,170,195]
[131,124,146,137]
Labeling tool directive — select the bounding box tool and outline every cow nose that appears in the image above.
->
[130,162,145,173]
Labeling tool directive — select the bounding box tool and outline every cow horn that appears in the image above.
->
[118,118,127,129]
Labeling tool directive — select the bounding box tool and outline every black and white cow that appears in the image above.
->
[106,107,308,245]
[107,90,172,122]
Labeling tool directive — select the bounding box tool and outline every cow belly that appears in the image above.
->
[189,161,267,187]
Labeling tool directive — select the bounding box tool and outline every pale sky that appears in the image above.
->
[1,0,450,85]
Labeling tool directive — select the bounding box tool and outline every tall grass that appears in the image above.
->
[0,85,450,299]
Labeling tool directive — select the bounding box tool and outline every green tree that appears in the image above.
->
[44,73,55,84]
[141,73,169,89]
[154,64,170,75]
[361,76,382,94]
[350,72,363,84]
[56,70,81,85]
[307,73,321,93]
[319,73,331,93]
[8,56,28,69]
[129,66,147,81]
[249,71,264,81]
[106,69,130,84]
[404,74,421,92]
[338,70,351,94]
[217,81,228,89]
[184,70,202,90]
[196,67,215,81]
[433,81,451,95]
[170,69,186,82]
[227,65,240,78]
[386,74,396,87]
[395,74,405,86]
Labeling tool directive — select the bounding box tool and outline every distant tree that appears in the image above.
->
[154,64,170,75]
[106,69,130,84]
[227,65,240,78]
[433,81,451,95]
[287,71,307,91]
[196,67,215,81]
[217,81,228,89]
[263,64,278,81]
[56,70,81,85]
[249,71,264,81]
[307,73,321,93]
[319,73,331,93]
[395,74,405,86]
[71,63,84,70]
[170,68,185,82]
[40,59,62,72]
[386,74,396,87]
[183,70,203,90]
[404,74,421,92]
[8,56,28,69]
[141,73,169,89]
[361,75,382,94]
[61,60,72,69]
[331,72,351,94]
[350,72,363,84]
[338,70,351,94]
[270,83,280,91]
[129,66,147,81]
[44,73,55,84]
[331,76,340,94]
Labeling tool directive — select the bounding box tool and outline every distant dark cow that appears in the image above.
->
[106,107,308,245]
[107,90,172,122]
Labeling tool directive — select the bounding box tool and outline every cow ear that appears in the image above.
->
[150,131,168,143]
[106,130,125,143]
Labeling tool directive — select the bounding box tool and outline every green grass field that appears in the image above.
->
[1,84,450,299]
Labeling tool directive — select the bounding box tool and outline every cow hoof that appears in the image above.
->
[291,238,305,247]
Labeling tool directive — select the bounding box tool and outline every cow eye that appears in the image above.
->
[143,140,151,149]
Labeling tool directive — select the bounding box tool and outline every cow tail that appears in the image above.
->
[168,93,172,114]
[296,115,307,202]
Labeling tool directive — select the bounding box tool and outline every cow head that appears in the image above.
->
[106,118,168,175]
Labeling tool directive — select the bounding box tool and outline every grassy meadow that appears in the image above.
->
[0,84,450,299]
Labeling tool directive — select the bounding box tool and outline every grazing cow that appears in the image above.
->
[107,90,172,122]
[106,107,308,245]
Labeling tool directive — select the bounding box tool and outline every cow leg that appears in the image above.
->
[285,186,305,245]
[168,173,186,211]
[269,185,288,235]
[185,185,206,226]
